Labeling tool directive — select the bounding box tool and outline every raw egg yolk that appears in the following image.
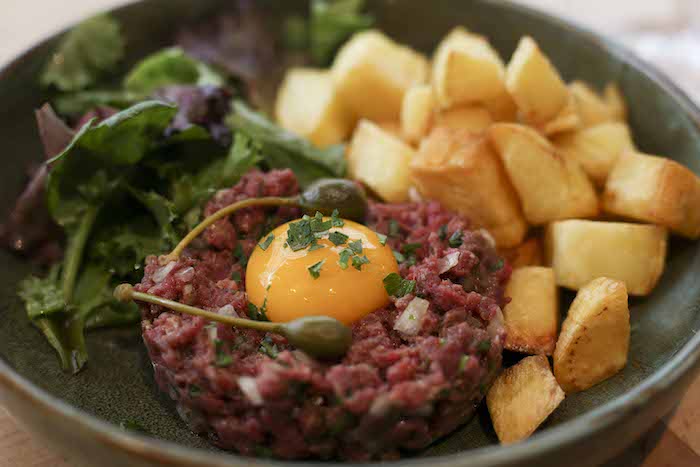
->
[246,218,399,325]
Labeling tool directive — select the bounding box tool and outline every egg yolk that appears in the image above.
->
[246,218,399,325]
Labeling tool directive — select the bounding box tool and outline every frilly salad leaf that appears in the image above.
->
[227,101,345,187]
[310,0,374,65]
[41,14,125,92]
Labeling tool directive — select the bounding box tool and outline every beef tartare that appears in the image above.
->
[136,169,510,460]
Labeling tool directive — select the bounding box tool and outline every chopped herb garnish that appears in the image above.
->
[401,242,422,256]
[231,271,242,282]
[438,224,448,241]
[338,248,353,269]
[377,233,388,246]
[247,302,268,321]
[233,243,248,267]
[388,219,400,237]
[489,258,505,272]
[383,273,416,297]
[408,314,416,320]
[286,218,314,251]
[448,230,463,248]
[477,339,491,353]
[329,231,349,246]
[258,233,274,251]
[439,338,446,346]
[189,384,202,397]
[259,335,279,359]
[393,250,406,263]
[119,420,149,434]
[283,242,289,248]
[309,241,325,252]
[310,211,332,232]
[351,255,370,271]
[214,339,233,367]
[308,259,325,279]
[331,209,344,227]
[458,355,470,373]
[349,239,363,254]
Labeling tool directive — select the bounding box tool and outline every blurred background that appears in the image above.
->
[1,0,699,101]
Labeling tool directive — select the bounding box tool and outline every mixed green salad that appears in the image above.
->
[1,0,374,373]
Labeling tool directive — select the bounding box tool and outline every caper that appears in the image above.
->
[299,178,368,222]
[279,316,353,359]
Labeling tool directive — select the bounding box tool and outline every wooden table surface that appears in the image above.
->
[0,370,698,466]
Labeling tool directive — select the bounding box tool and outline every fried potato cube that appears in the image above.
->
[483,90,518,122]
[568,81,615,128]
[377,121,404,141]
[542,95,581,136]
[275,68,353,148]
[487,355,565,444]
[554,122,636,186]
[545,220,668,296]
[434,106,493,133]
[347,120,414,202]
[604,83,627,121]
[332,30,429,122]
[504,267,559,355]
[401,85,435,144]
[432,27,506,108]
[505,36,568,126]
[553,277,630,393]
[411,127,527,247]
[602,152,700,238]
[501,237,544,268]
[489,123,599,225]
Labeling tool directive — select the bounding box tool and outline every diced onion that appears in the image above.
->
[487,306,504,340]
[478,229,496,248]
[393,297,430,336]
[237,377,263,405]
[438,251,461,274]
[218,304,238,317]
[153,261,177,283]
[207,324,218,341]
[176,267,195,282]
[408,186,423,202]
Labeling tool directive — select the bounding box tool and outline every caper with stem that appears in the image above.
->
[163,178,367,262]
[114,284,352,359]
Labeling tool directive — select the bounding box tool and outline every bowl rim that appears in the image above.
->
[1,0,700,466]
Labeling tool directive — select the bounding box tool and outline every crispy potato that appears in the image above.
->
[411,127,527,247]
[501,237,544,268]
[347,120,415,202]
[569,81,613,127]
[505,36,569,126]
[401,85,435,144]
[604,82,627,121]
[432,27,506,108]
[377,121,404,140]
[554,277,630,393]
[487,355,565,444]
[554,122,635,186]
[545,220,668,296]
[542,95,581,136]
[275,68,353,148]
[434,106,493,133]
[603,152,700,238]
[504,267,559,355]
[483,90,518,122]
[489,123,599,225]
[332,30,429,122]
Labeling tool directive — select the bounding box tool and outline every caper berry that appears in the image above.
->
[299,178,368,222]
[280,316,353,359]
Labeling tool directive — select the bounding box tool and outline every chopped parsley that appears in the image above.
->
[401,242,422,256]
[286,218,315,251]
[383,273,416,297]
[388,219,400,237]
[448,230,463,248]
[259,335,279,359]
[438,224,448,241]
[329,231,349,246]
[338,248,353,269]
[458,355,470,373]
[309,241,325,252]
[393,250,406,263]
[489,258,505,272]
[477,339,491,354]
[231,270,242,282]
[258,233,274,251]
[247,301,268,321]
[233,243,248,267]
[189,384,202,397]
[349,239,363,254]
[310,211,332,232]
[214,339,233,367]
[331,209,344,227]
[308,259,325,279]
[351,255,370,271]
[377,233,388,246]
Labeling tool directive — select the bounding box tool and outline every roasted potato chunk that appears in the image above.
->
[332,30,429,122]
[505,36,569,126]
[487,355,565,444]
[603,152,700,238]
[604,82,627,121]
[275,68,352,148]
[347,120,415,202]
[411,127,527,247]
[489,123,599,225]
[401,85,434,144]
[541,95,580,136]
[434,106,493,133]
[545,220,668,296]
[501,237,544,268]
[569,81,613,127]
[483,90,518,122]
[554,277,630,393]
[554,122,636,186]
[432,27,506,108]
[504,267,559,355]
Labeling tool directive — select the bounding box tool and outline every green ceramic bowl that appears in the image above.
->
[1,1,699,466]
